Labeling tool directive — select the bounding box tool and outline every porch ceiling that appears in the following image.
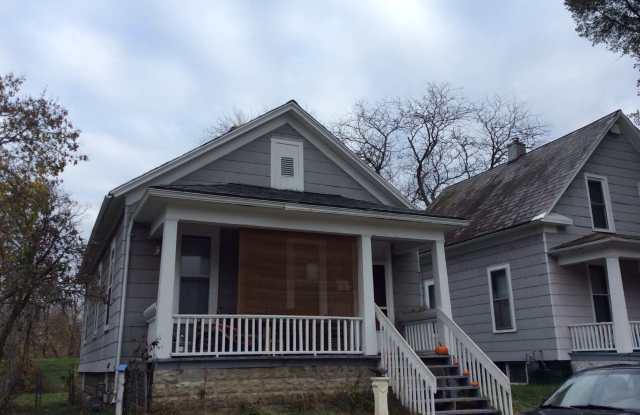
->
[549,232,640,265]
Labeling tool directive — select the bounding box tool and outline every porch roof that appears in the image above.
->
[549,232,640,265]
[151,183,466,221]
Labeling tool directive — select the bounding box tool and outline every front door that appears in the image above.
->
[373,264,387,315]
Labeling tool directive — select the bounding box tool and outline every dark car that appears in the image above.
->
[525,365,640,415]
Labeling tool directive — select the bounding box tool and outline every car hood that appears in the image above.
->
[525,408,638,415]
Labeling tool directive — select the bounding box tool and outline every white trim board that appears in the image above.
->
[486,263,517,334]
[110,101,413,208]
[584,173,616,233]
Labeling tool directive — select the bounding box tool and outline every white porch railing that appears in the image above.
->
[568,322,616,352]
[632,321,640,351]
[438,310,513,415]
[375,306,437,415]
[403,318,438,352]
[171,314,363,356]
[143,302,157,348]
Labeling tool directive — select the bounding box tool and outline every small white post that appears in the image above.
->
[432,239,452,345]
[114,364,127,415]
[358,234,377,355]
[155,219,178,359]
[371,376,390,415]
[605,257,633,353]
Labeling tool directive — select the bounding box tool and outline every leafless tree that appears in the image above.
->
[473,96,547,168]
[332,99,404,181]
[400,83,475,206]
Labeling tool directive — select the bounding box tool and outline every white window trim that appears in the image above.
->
[487,263,517,334]
[176,225,220,315]
[584,173,616,233]
[423,279,435,309]
[270,136,304,191]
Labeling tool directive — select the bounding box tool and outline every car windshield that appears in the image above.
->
[544,368,640,411]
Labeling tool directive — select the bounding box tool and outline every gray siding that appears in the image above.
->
[553,131,640,239]
[79,219,126,373]
[547,130,640,358]
[174,123,379,203]
[422,228,559,362]
[392,250,423,320]
[120,223,160,362]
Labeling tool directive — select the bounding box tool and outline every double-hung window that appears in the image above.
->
[423,280,436,309]
[588,264,612,323]
[585,174,615,232]
[179,236,211,315]
[487,264,516,333]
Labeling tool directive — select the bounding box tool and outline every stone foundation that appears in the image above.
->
[150,358,376,414]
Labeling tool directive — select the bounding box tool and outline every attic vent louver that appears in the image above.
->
[281,156,295,177]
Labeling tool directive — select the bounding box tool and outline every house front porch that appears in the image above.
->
[134,185,464,361]
[550,234,640,358]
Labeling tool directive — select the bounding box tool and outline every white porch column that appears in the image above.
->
[605,257,633,353]
[432,240,452,317]
[155,219,178,359]
[358,234,377,355]
[432,239,452,345]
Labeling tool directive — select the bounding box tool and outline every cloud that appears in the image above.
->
[2,0,638,237]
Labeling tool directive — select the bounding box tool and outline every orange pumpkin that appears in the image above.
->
[434,343,448,355]
[470,380,479,387]
[463,369,470,376]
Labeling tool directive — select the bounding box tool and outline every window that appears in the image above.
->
[93,263,102,336]
[588,264,612,323]
[423,280,436,309]
[104,243,116,329]
[179,236,211,314]
[487,264,516,332]
[270,137,303,191]
[585,174,615,232]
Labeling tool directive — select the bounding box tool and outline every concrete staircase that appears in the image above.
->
[419,352,498,415]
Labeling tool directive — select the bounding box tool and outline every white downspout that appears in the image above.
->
[113,207,134,396]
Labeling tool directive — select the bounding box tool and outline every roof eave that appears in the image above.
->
[144,187,468,229]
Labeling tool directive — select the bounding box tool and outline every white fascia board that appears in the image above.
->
[110,101,412,209]
[532,212,574,226]
[546,112,622,214]
[286,110,413,208]
[146,187,467,229]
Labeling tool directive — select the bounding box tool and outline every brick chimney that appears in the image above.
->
[508,137,526,162]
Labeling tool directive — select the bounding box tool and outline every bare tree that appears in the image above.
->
[401,83,475,206]
[332,99,403,180]
[473,96,547,168]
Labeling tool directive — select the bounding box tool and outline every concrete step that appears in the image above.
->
[435,397,488,411]
[436,409,498,415]
[435,385,480,399]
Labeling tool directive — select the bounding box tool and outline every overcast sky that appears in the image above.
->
[1,0,638,236]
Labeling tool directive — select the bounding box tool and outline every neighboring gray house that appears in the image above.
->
[424,110,640,382]
[79,101,514,415]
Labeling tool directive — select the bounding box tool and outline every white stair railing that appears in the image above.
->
[569,322,616,352]
[403,318,439,352]
[437,310,513,415]
[375,306,437,415]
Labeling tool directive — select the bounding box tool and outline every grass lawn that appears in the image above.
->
[512,384,560,414]
[37,357,79,392]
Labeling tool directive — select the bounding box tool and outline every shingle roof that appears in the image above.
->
[152,183,464,220]
[427,110,622,245]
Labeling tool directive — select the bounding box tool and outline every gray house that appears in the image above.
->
[425,110,640,382]
[79,101,514,415]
